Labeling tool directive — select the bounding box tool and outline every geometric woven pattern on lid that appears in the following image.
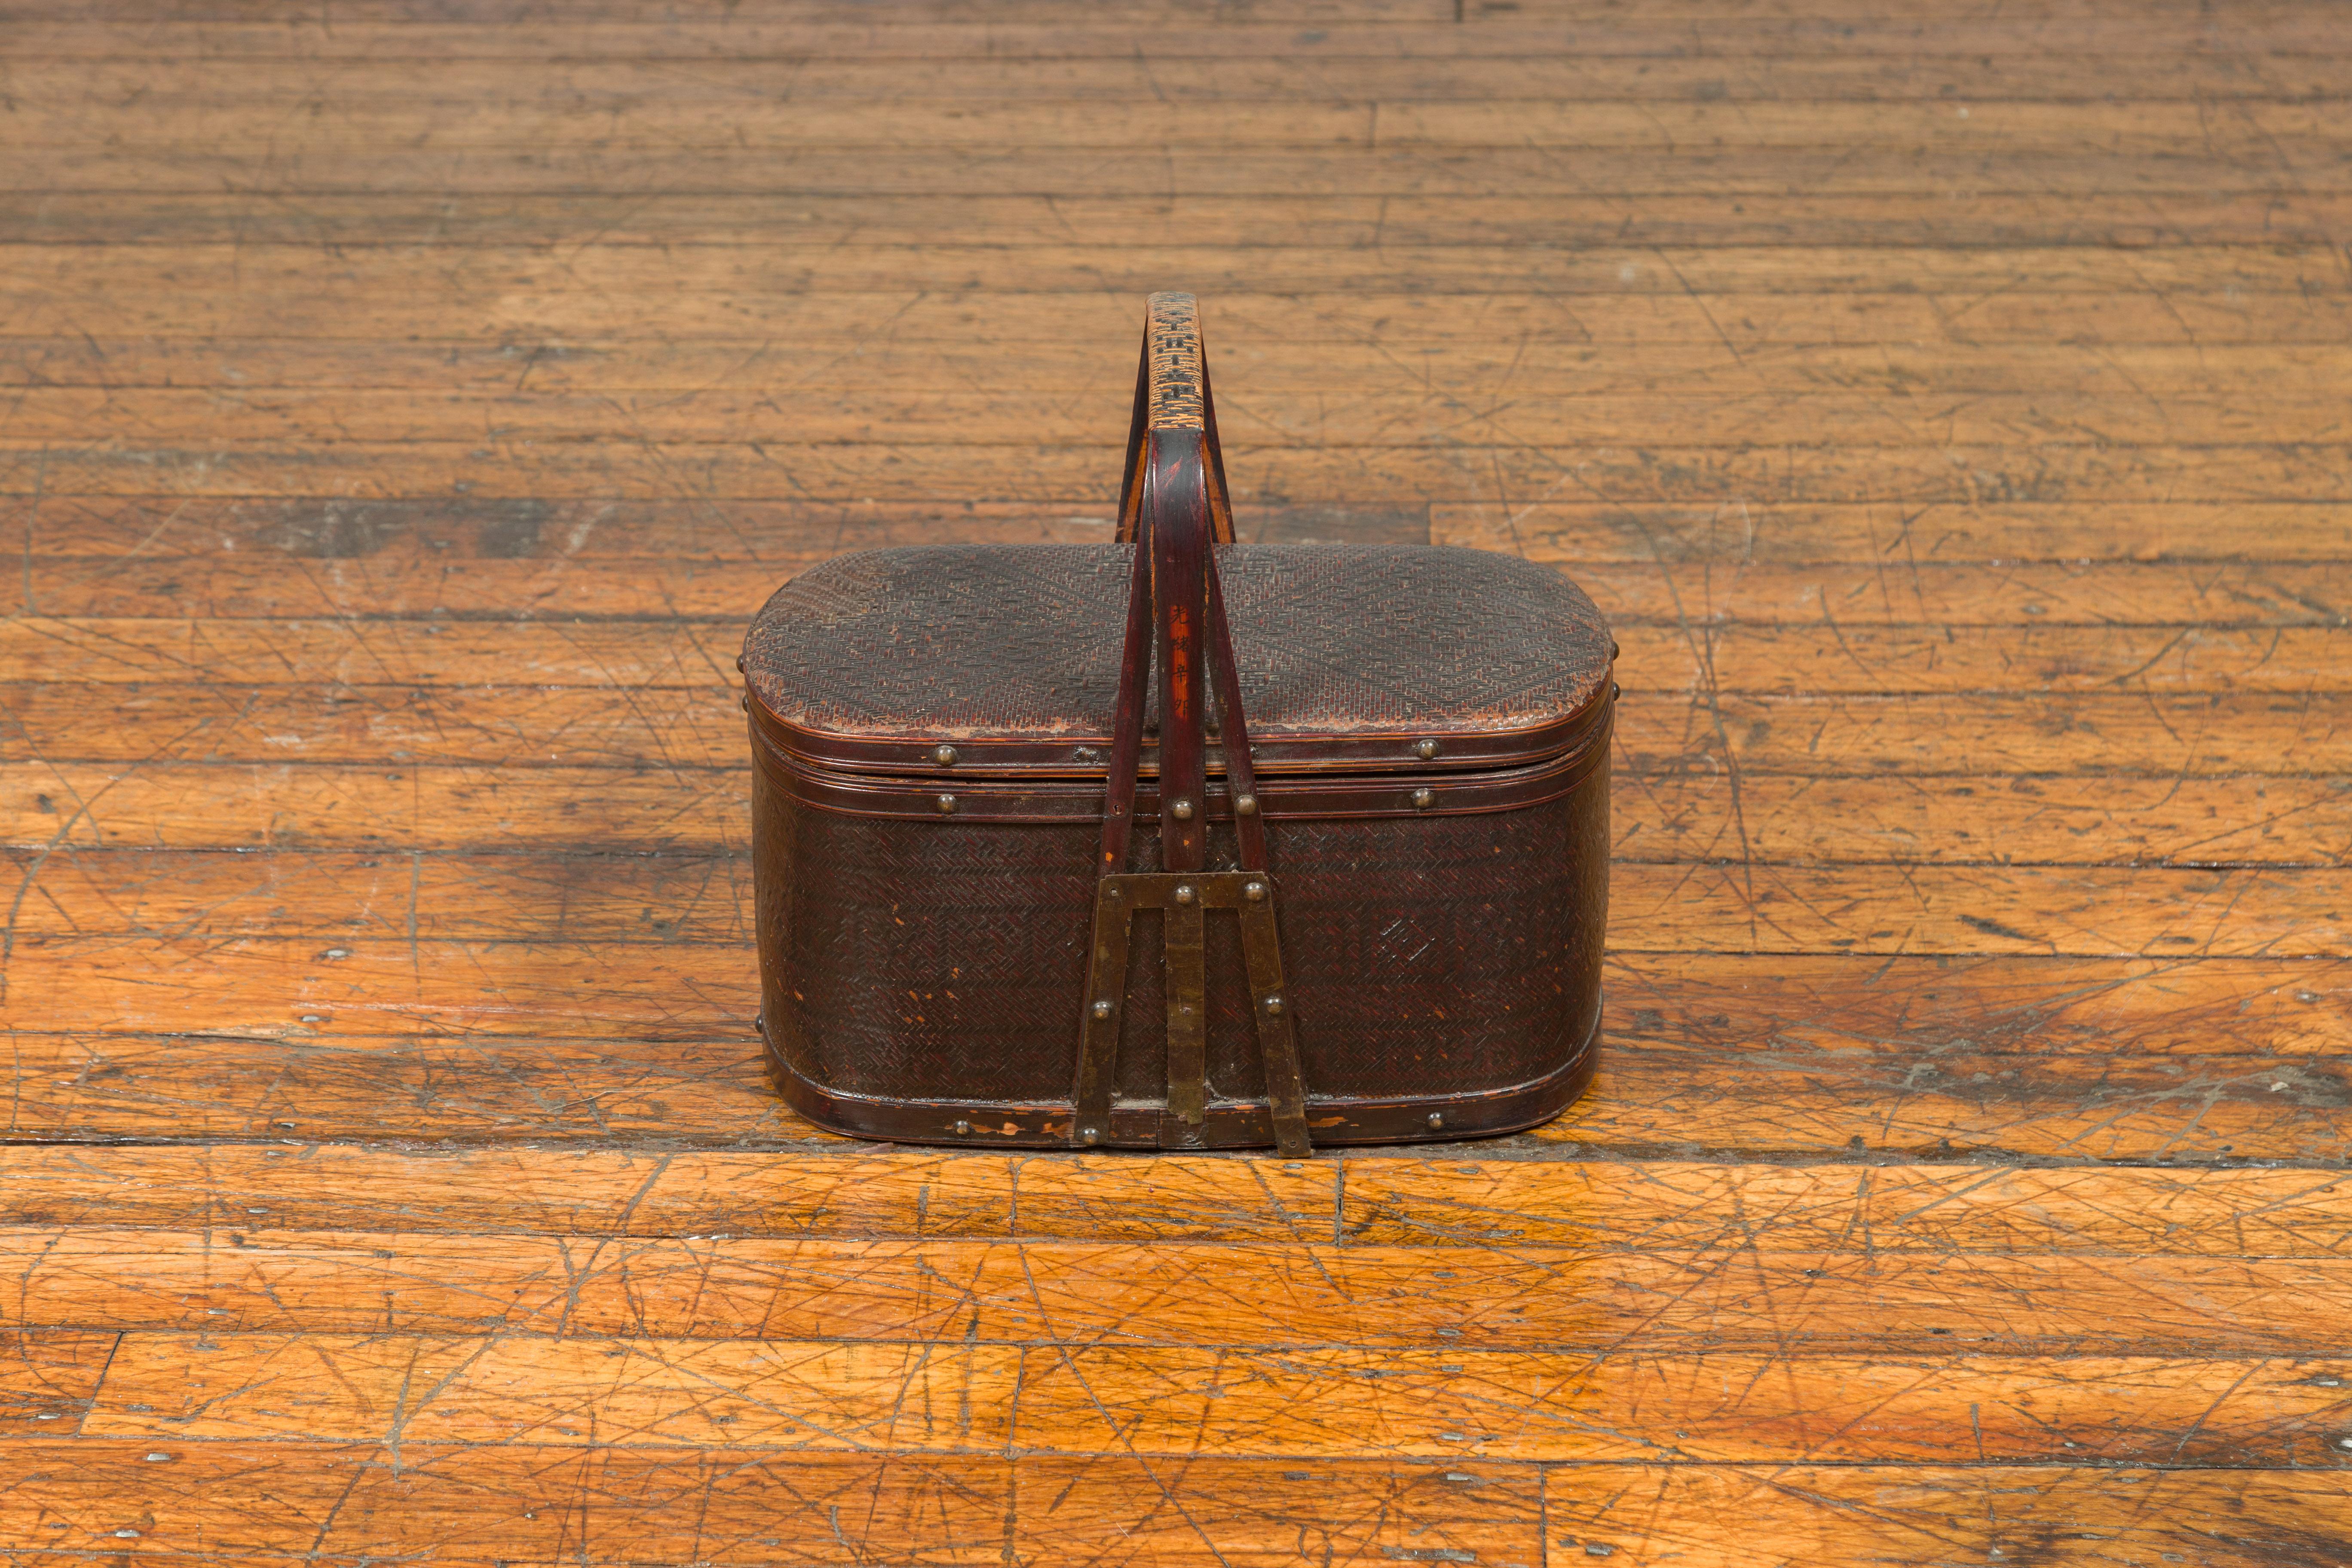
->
[745,542,1612,752]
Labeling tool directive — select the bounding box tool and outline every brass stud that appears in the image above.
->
[1263,995,1284,1016]
[934,744,959,766]
[1170,798,1195,821]
[1612,682,1622,700]
[1414,738,1441,760]
[1091,999,1114,1019]
[1081,1126,1100,1145]
[735,653,747,673]
[1174,884,1197,904]
[935,793,957,815]
[1610,640,1621,660]
[953,1118,971,1136]
[739,694,749,712]
[1412,787,1435,810]
[1243,880,1267,902]
[1427,1111,1445,1129]
[1235,793,1258,816]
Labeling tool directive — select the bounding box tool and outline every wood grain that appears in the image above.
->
[18,387,2352,449]
[1537,1467,2352,1568]
[17,190,2352,251]
[9,1230,2348,1352]
[0,1143,1344,1242]
[18,342,2352,410]
[43,626,2352,738]
[12,441,2352,505]
[14,543,2352,630]
[64,684,2352,784]
[3,1020,2342,1163]
[6,3,2348,1557]
[0,743,2343,851]
[11,285,2352,348]
[0,1331,118,1434]
[0,1446,2343,1567]
[6,9,2350,56]
[16,98,2352,153]
[7,775,2349,952]
[10,1144,2346,1254]
[11,48,2348,101]
[7,943,2347,1047]
[6,246,2342,321]
[5,776,2345,925]
[3,842,2349,961]
[81,1330,1017,1448]
[74,1329,2349,1463]
[7,492,2350,564]
[0,1442,1537,1568]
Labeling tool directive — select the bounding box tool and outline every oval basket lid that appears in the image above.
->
[744,542,1614,777]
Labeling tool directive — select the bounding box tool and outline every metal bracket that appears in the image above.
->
[1070,870,1312,1158]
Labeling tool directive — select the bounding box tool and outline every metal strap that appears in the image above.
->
[1071,882,1132,1148]
[1075,873,1312,1158]
[1236,890,1312,1158]
[1164,900,1208,1132]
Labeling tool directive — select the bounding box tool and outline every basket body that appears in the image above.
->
[744,540,1613,1149]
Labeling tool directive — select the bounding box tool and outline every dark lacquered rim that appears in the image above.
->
[757,1001,1600,1152]
[744,683,1614,781]
[751,698,1611,824]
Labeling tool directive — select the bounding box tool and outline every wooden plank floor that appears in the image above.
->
[3,1,2349,1562]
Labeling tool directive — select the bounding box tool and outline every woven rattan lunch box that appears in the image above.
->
[742,294,1615,1153]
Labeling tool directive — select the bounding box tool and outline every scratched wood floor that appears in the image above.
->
[3,0,2350,1562]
